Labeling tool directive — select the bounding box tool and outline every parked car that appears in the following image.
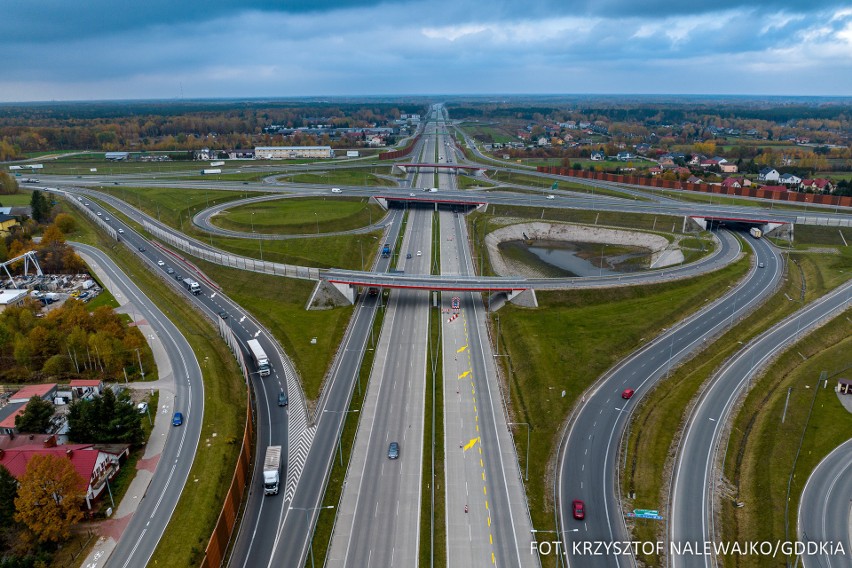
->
[172,412,184,426]
[137,402,148,414]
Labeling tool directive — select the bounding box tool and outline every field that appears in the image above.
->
[209,196,386,234]
[279,166,400,187]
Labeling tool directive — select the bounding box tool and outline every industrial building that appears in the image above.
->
[254,146,334,159]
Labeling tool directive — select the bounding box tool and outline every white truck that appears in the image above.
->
[200,168,222,175]
[182,278,201,295]
[263,446,281,496]
[247,338,271,377]
[750,227,763,239]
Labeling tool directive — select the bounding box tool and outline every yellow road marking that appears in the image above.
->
[457,345,468,353]
[463,437,480,451]
[458,370,470,379]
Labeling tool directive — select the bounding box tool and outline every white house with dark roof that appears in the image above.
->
[758,167,780,182]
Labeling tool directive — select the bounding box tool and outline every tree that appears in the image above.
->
[53,213,76,234]
[0,465,18,527]
[68,389,143,445]
[14,454,85,544]
[29,190,48,223]
[0,171,19,195]
[15,396,55,434]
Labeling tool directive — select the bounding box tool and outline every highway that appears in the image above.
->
[669,275,852,568]
[327,117,438,566]
[35,112,851,568]
[67,244,204,568]
[66,198,301,568]
[799,438,852,568]
[558,235,782,568]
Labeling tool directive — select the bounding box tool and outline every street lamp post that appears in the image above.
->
[323,408,360,466]
[314,212,319,234]
[508,422,530,481]
[289,505,335,568]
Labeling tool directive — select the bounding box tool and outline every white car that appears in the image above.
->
[417,251,422,257]
[331,188,342,193]
[118,228,125,234]
[546,195,555,200]
[104,217,110,222]
[96,212,102,216]
[157,260,165,266]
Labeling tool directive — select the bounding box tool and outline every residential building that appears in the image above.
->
[780,173,802,186]
[0,213,19,236]
[616,151,635,161]
[0,442,129,509]
[758,167,780,182]
[590,151,605,161]
[720,162,738,173]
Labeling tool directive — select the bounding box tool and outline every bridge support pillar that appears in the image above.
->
[307,279,354,310]
[507,288,538,308]
[489,289,538,311]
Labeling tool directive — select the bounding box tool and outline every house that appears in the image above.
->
[537,137,549,147]
[758,167,780,182]
[69,380,104,400]
[721,177,742,189]
[0,384,58,435]
[688,155,705,166]
[616,152,634,161]
[687,175,703,184]
[590,151,605,161]
[0,213,19,236]
[761,185,789,194]
[801,178,833,193]
[659,158,676,169]
[648,167,663,176]
[226,149,254,160]
[634,143,651,154]
[720,163,738,173]
[780,173,802,186]
[0,442,129,509]
[699,159,719,168]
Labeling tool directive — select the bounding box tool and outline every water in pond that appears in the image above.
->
[499,240,652,278]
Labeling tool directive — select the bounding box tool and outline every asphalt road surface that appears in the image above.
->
[558,235,782,568]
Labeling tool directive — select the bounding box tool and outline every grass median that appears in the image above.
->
[61,204,246,568]
[209,196,385,234]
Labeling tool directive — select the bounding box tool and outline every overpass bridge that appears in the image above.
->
[392,162,487,175]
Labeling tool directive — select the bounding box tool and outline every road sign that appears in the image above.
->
[628,509,663,520]
[551,182,558,190]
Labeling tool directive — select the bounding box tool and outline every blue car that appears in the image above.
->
[172,412,184,427]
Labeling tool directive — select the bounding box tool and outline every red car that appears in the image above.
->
[622,388,635,400]
[572,499,585,520]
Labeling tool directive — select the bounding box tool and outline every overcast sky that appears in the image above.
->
[2,1,851,102]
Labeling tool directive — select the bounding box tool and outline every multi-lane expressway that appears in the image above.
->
[799,438,852,568]
[558,235,784,567]
[36,106,852,568]
[670,276,852,568]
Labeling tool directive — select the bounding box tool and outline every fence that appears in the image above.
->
[142,220,323,281]
[378,133,422,160]
[538,167,852,209]
[199,319,254,568]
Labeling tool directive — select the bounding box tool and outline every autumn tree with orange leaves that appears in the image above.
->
[14,454,85,544]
